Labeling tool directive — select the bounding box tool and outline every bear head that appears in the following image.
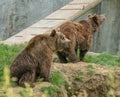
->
[88,14,106,32]
[50,29,71,51]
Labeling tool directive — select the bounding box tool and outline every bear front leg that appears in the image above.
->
[57,51,68,63]
[80,49,88,61]
[19,70,35,87]
[40,64,51,82]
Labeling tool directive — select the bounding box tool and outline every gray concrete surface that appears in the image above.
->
[0,0,72,40]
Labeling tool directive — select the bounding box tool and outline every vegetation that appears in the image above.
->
[86,64,95,76]
[0,43,120,83]
[41,85,58,97]
[0,43,120,97]
[0,43,66,97]
[74,71,83,82]
[106,71,116,97]
[85,53,120,67]
[19,83,34,97]
[40,71,66,97]
[1,67,14,97]
[51,71,65,87]
[0,43,26,83]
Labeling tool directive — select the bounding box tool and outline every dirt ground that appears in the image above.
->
[10,61,120,97]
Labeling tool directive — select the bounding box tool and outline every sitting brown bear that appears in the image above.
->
[10,29,70,87]
[57,14,105,63]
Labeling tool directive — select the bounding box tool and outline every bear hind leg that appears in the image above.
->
[19,70,35,87]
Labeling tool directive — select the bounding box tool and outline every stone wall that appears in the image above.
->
[0,0,72,40]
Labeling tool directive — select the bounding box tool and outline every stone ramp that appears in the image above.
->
[3,0,102,45]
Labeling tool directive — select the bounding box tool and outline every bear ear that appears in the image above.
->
[92,15,99,26]
[88,13,97,19]
[93,14,97,19]
[88,14,93,19]
[92,14,98,20]
[50,29,56,37]
[93,13,97,17]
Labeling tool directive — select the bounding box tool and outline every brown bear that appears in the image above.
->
[10,29,71,87]
[57,14,105,63]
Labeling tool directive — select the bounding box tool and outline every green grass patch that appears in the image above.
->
[86,64,95,76]
[40,71,65,97]
[51,71,65,87]
[0,43,120,82]
[19,83,34,97]
[0,43,120,97]
[0,43,26,82]
[40,86,58,97]
[74,71,84,82]
[85,53,120,67]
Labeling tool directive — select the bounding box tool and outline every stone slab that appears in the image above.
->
[69,0,95,4]
[61,4,88,10]
[45,10,79,20]
[31,20,65,28]
[15,28,48,36]
[3,27,49,44]
[3,35,33,44]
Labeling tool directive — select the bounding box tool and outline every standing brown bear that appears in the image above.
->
[57,14,105,63]
[10,29,70,87]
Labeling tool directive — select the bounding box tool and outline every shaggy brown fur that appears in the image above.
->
[10,29,70,87]
[57,14,105,63]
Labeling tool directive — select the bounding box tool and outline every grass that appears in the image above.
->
[19,83,34,97]
[40,85,58,97]
[84,53,120,67]
[86,64,95,76]
[51,71,65,87]
[0,43,120,80]
[0,43,66,97]
[74,71,84,82]
[106,71,116,97]
[40,71,65,97]
[1,67,14,97]
[0,43,119,97]
[0,43,120,81]
[0,43,26,82]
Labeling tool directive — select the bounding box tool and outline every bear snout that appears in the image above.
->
[65,38,71,43]
[101,14,106,21]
